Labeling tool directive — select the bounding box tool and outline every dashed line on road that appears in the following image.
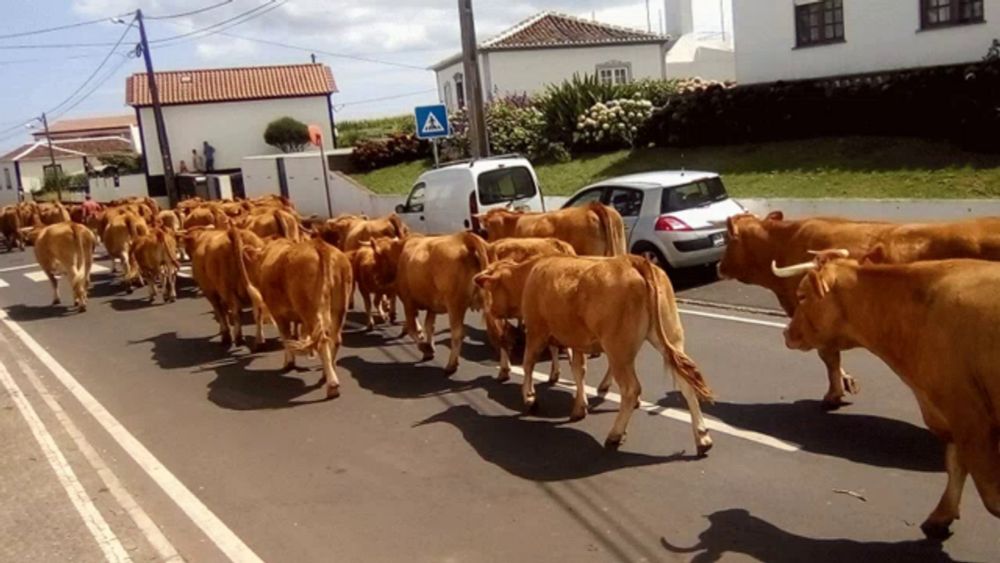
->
[0,278,8,288]
[0,310,265,563]
[0,359,132,563]
[23,264,111,283]
[0,263,39,273]
[509,366,800,453]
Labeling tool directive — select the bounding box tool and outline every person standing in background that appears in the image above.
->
[192,149,205,172]
[203,141,216,172]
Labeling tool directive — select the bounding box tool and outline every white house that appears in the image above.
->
[126,63,337,198]
[731,0,999,84]
[431,11,672,111]
[0,137,134,203]
[33,114,141,151]
[663,0,736,82]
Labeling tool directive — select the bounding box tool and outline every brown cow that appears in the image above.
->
[372,232,489,374]
[34,222,96,311]
[38,202,70,225]
[482,237,577,382]
[718,212,1000,407]
[347,243,396,330]
[474,254,714,452]
[102,211,148,289]
[341,213,408,252]
[129,228,181,303]
[241,208,301,241]
[778,253,1000,539]
[477,202,626,257]
[236,234,352,399]
[0,205,24,251]
[186,228,267,348]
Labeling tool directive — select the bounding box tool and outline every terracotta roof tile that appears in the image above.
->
[126,63,336,107]
[483,11,667,50]
[46,115,136,134]
[0,137,134,162]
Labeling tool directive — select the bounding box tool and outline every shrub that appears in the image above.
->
[97,153,143,175]
[576,97,654,149]
[350,132,430,171]
[337,114,414,146]
[440,96,568,162]
[264,116,311,153]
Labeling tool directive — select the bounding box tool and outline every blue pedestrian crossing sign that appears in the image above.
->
[414,104,450,140]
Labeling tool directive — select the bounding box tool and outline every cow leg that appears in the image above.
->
[498,347,511,382]
[596,367,614,396]
[921,443,968,540]
[401,300,425,354]
[276,319,297,371]
[817,348,858,409]
[420,312,437,361]
[361,291,374,331]
[547,345,562,384]
[230,303,246,347]
[207,294,232,348]
[322,310,346,399]
[955,423,1000,521]
[443,307,465,376]
[605,360,641,451]
[147,271,158,302]
[520,329,550,412]
[46,271,60,306]
[569,349,588,421]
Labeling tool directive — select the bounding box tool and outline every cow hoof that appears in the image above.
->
[51,299,61,306]
[696,442,714,457]
[221,336,233,349]
[548,373,560,385]
[821,398,847,411]
[497,369,511,383]
[77,305,87,313]
[597,385,611,397]
[281,362,296,373]
[235,336,246,346]
[523,396,538,414]
[569,408,587,422]
[326,385,341,399]
[604,434,625,451]
[418,343,435,361]
[843,374,861,395]
[443,364,458,377]
[920,520,953,541]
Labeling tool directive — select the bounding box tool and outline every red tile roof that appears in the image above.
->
[126,63,337,107]
[483,11,667,50]
[45,115,136,134]
[0,137,134,162]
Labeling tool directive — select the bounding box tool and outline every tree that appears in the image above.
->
[264,116,311,153]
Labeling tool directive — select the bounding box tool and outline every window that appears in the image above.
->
[608,188,643,217]
[795,0,845,47]
[596,62,631,86]
[42,163,63,182]
[565,188,605,208]
[443,83,454,110]
[477,167,537,205]
[3,168,11,190]
[404,182,426,213]
[454,72,466,109]
[661,177,730,213]
[921,0,984,28]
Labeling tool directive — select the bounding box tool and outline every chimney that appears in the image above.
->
[664,0,693,37]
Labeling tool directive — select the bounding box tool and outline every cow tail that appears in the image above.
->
[229,228,265,318]
[125,214,140,240]
[462,231,490,271]
[292,239,334,354]
[631,256,714,402]
[591,203,626,257]
[71,224,87,287]
[273,209,289,239]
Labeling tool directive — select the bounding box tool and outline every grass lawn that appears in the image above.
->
[351,137,1000,198]
[337,115,412,147]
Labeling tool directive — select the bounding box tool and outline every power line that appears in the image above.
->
[145,0,234,20]
[213,31,430,70]
[49,17,136,115]
[151,0,283,45]
[0,12,131,40]
[334,89,437,110]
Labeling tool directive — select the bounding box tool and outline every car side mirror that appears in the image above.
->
[395,204,406,214]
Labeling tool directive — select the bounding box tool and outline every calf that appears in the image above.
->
[34,222,96,312]
[130,228,181,303]
[237,234,353,399]
[102,211,148,290]
[477,203,626,257]
[341,213,408,251]
[475,254,714,453]
[348,243,396,330]
[373,232,489,374]
[778,253,1000,539]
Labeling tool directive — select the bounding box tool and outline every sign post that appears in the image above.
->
[414,104,451,168]
[309,124,333,219]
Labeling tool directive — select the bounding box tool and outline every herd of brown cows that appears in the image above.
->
[0,196,997,541]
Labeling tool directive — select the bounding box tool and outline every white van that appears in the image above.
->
[395,156,546,234]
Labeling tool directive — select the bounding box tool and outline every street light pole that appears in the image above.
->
[457,0,489,158]
[135,9,178,207]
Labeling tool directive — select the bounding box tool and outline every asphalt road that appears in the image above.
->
[0,248,996,563]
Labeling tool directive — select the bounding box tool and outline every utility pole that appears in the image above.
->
[38,112,61,201]
[457,0,488,158]
[136,9,178,207]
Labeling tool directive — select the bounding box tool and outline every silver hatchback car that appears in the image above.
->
[561,171,744,269]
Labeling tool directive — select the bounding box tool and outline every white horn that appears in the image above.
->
[771,260,818,278]
[807,249,850,258]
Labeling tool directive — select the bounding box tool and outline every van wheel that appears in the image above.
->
[633,243,670,271]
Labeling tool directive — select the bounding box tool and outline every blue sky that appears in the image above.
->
[0,0,724,153]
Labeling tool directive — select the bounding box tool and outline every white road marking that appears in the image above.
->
[177,266,192,280]
[14,355,182,562]
[0,311,265,563]
[0,263,39,273]
[0,278,8,288]
[25,271,50,282]
[91,264,110,274]
[509,366,800,453]
[0,359,131,563]
[679,308,787,329]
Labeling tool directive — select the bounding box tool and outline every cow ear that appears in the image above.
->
[726,216,740,239]
[473,272,497,288]
[765,211,784,221]
[862,244,887,265]
[807,270,831,299]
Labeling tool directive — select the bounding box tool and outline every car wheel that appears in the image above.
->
[633,243,670,271]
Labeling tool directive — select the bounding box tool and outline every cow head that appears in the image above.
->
[475,209,521,242]
[387,213,410,239]
[717,212,784,284]
[774,249,853,351]
[473,258,537,321]
[367,236,405,286]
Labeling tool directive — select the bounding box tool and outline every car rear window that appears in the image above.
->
[477,166,537,205]
[660,177,729,213]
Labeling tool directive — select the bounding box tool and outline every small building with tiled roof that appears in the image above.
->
[126,62,337,198]
[32,114,139,147]
[0,136,136,199]
[431,11,672,111]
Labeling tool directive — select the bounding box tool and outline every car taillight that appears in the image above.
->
[655,215,692,231]
[469,192,481,232]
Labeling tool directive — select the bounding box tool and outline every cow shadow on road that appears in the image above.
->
[656,393,942,472]
[340,356,490,400]
[416,404,697,481]
[3,303,77,321]
[131,331,235,370]
[660,508,964,563]
[205,356,330,410]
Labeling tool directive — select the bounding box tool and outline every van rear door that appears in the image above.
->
[475,165,542,213]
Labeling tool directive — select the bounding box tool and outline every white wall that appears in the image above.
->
[17,157,87,193]
[435,59,472,113]
[140,96,333,176]
[665,36,736,81]
[88,174,148,202]
[733,0,1000,84]
[0,162,18,205]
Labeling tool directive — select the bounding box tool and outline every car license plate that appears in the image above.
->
[711,233,725,247]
